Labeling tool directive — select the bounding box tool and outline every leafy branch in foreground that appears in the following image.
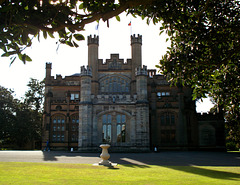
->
[0,0,153,64]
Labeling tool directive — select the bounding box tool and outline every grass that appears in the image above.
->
[0,162,239,184]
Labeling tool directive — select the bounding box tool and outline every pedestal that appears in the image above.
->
[93,144,117,167]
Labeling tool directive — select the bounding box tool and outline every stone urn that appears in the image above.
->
[99,144,111,166]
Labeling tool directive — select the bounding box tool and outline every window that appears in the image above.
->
[100,76,130,94]
[70,93,79,101]
[102,114,127,143]
[158,112,176,144]
[70,115,79,142]
[157,91,170,99]
[102,115,111,143]
[159,113,175,125]
[117,115,126,142]
[52,115,66,142]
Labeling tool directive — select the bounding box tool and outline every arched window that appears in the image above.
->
[102,115,111,143]
[101,113,127,143]
[70,114,79,142]
[52,114,66,142]
[117,114,126,142]
[100,76,130,94]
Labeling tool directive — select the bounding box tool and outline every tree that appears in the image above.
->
[24,78,44,112]
[0,86,18,146]
[1,0,239,145]
[147,0,239,147]
[0,78,44,149]
[23,78,44,148]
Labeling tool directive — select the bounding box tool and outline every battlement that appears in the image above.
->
[87,34,99,45]
[147,69,156,78]
[136,65,148,76]
[46,62,52,69]
[80,65,92,76]
[131,34,142,45]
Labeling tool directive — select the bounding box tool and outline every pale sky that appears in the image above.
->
[0,13,213,112]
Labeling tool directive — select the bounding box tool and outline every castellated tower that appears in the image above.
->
[42,63,52,145]
[45,63,52,85]
[131,34,142,94]
[88,35,99,95]
[135,65,149,148]
[78,66,93,149]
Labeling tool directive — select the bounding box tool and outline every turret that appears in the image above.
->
[45,63,52,83]
[131,34,142,69]
[80,65,92,103]
[131,34,142,94]
[88,35,99,95]
[136,65,148,102]
[135,65,150,148]
[79,65,93,149]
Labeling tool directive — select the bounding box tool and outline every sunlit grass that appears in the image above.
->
[0,162,239,184]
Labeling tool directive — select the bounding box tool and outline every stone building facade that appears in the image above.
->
[42,34,225,151]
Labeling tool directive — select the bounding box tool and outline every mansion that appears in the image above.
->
[42,34,225,151]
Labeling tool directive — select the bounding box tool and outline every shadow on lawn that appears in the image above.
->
[165,166,240,181]
[42,151,58,161]
[40,151,240,180]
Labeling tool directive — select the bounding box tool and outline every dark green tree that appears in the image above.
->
[24,78,44,112]
[0,86,18,147]
[23,78,44,148]
[0,78,44,149]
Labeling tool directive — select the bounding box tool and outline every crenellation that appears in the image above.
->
[147,69,156,77]
[87,34,99,45]
[80,65,92,76]
[136,65,148,76]
[98,54,132,70]
[131,34,142,45]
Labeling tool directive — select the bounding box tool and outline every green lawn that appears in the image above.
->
[0,162,239,184]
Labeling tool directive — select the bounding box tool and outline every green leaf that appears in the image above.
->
[25,55,32,62]
[73,34,85,41]
[1,52,10,57]
[43,31,47,39]
[79,3,84,9]
[115,15,120,22]
[48,32,55,38]
[10,57,17,65]
[168,30,171,36]
[2,51,17,57]
[73,41,79,47]
[22,31,28,44]
[18,53,23,61]
[66,41,74,47]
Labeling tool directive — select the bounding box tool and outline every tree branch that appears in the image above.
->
[12,0,155,32]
